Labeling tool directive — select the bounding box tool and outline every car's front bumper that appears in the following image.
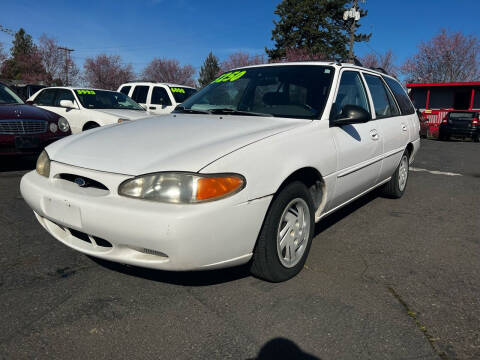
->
[0,133,66,155]
[20,162,272,271]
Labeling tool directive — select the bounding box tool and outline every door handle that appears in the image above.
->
[401,123,408,132]
[149,106,157,110]
[370,129,379,140]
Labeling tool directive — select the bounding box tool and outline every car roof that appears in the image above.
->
[39,86,120,92]
[120,82,196,89]
[229,61,394,80]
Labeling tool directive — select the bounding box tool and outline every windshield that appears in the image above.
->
[0,84,24,105]
[177,65,335,119]
[75,89,145,110]
[170,87,197,103]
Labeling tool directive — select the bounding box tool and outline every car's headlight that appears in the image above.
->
[58,117,70,132]
[117,118,130,123]
[36,150,50,178]
[49,122,58,133]
[118,172,245,203]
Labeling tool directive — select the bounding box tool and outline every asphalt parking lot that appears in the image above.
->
[0,139,479,360]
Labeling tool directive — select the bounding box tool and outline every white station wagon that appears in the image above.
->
[27,87,149,134]
[21,62,420,282]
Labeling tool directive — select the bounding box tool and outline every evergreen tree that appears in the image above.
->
[266,0,370,60]
[198,52,220,87]
[0,28,48,82]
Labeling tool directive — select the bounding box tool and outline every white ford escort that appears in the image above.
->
[21,62,420,282]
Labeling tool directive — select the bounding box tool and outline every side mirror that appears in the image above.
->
[60,100,77,109]
[331,105,371,126]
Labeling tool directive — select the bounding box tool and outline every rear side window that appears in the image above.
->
[119,86,131,96]
[363,74,400,118]
[34,89,57,106]
[151,87,172,106]
[333,71,370,117]
[131,86,149,104]
[383,77,415,114]
[54,89,75,107]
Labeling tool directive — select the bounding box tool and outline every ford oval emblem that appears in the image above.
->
[74,177,87,187]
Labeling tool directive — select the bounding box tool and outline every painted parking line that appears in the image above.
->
[410,167,462,177]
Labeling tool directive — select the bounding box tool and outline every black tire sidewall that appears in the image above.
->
[254,181,315,282]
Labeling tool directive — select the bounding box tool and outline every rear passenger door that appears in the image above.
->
[363,73,409,181]
[148,86,174,115]
[330,70,383,208]
[130,85,150,110]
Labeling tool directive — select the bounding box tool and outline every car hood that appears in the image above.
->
[46,114,309,175]
[0,104,58,121]
[92,108,149,120]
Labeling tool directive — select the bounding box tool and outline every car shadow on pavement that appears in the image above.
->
[314,190,379,236]
[89,256,251,286]
[250,338,321,359]
[0,155,37,173]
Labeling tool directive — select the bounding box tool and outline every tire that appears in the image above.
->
[250,181,315,282]
[473,134,479,143]
[83,122,100,131]
[380,150,410,199]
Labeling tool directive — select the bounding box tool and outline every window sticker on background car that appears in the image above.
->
[170,88,186,94]
[77,89,96,95]
[213,70,247,83]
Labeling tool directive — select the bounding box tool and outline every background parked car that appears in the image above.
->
[9,83,46,101]
[439,110,479,142]
[0,82,70,155]
[118,82,197,115]
[27,87,149,134]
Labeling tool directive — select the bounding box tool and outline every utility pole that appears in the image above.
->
[344,0,363,63]
[58,46,74,86]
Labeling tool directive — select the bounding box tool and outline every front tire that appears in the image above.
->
[380,151,409,199]
[250,182,315,282]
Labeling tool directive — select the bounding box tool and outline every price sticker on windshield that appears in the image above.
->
[170,87,186,94]
[213,70,247,83]
[77,89,96,95]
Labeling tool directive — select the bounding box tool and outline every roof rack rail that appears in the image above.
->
[370,67,388,75]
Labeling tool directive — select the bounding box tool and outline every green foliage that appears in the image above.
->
[266,0,371,60]
[198,52,220,87]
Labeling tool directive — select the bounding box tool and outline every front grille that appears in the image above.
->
[0,119,48,134]
[58,173,109,191]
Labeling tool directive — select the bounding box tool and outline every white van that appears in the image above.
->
[118,82,197,115]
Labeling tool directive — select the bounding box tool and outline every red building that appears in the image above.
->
[406,82,480,138]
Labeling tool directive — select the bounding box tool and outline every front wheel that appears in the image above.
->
[380,151,409,199]
[250,182,315,282]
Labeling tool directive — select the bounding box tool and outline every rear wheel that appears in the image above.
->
[380,151,409,199]
[250,182,315,282]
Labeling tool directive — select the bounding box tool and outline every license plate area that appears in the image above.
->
[42,197,82,228]
[15,136,41,149]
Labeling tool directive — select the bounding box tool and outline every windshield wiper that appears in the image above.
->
[207,108,274,117]
[174,106,210,114]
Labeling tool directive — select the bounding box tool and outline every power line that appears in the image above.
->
[58,46,74,86]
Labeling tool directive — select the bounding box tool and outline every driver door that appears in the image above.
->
[330,70,383,208]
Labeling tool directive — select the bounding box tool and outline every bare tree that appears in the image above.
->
[359,49,397,77]
[0,42,7,65]
[83,54,134,90]
[401,29,480,83]
[38,35,80,85]
[220,52,266,73]
[142,58,196,87]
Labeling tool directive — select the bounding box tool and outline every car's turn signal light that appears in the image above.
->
[196,176,244,201]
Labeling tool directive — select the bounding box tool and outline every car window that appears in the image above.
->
[179,65,335,120]
[383,77,416,114]
[119,86,131,96]
[54,89,75,107]
[0,83,24,104]
[131,86,149,104]
[34,89,57,106]
[75,89,145,111]
[333,71,370,117]
[363,74,400,118]
[169,87,197,103]
[151,87,172,106]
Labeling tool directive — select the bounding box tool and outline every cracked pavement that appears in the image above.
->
[0,139,479,359]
